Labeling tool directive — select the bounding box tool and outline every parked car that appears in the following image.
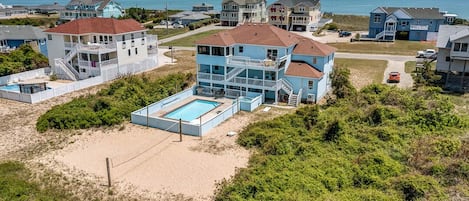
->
[387,72,401,83]
[416,49,437,59]
[339,31,352,37]
[173,23,184,28]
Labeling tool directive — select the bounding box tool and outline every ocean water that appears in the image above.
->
[3,0,468,19]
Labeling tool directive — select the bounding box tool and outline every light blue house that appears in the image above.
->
[59,0,124,22]
[195,23,336,106]
[0,25,48,56]
[368,7,455,41]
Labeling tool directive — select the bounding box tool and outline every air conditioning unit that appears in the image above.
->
[306,93,315,104]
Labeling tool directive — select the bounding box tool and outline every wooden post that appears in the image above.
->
[179,118,182,142]
[106,157,111,187]
[199,116,202,140]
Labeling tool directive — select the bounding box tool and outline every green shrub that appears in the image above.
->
[36,73,193,132]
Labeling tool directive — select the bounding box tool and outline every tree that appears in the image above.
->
[330,66,356,99]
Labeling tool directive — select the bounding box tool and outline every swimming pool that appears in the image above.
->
[0,83,51,93]
[164,99,220,122]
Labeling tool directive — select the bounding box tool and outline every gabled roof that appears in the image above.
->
[196,23,299,47]
[285,61,323,78]
[378,7,444,19]
[450,29,469,42]
[293,36,337,56]
[269,0,319,8]
[0,25,46,40]
[222,0,265,5]
[45,18,144,35]
[437,25,469,48]
[66,0,115,10]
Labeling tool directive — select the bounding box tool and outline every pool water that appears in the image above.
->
[0,84,20,92]
[164,99,220,122]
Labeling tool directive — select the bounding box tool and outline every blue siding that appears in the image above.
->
[368,12,386,38]
[102,2,124,18]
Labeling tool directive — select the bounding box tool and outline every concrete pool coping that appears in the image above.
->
[151,95,235,125]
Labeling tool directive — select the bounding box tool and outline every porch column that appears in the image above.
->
[445,58,453,88]
[98,53,102,68]
[461,60,467,91]
[274,89,278,104]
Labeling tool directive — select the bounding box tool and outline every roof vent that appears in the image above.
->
[254,32,258,36]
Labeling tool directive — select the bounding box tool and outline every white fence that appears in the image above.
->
[0,68,50,85]
[101,57,157,82]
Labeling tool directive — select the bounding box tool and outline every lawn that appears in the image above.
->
[147,27,190,39]
[335,58,387,89]
[160,29,225,47]
[323,14,369,31]
[405,61,436,73]
[329,40,436,56]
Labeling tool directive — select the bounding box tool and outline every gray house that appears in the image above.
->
[0,25,48,56]
[436,25,469,92]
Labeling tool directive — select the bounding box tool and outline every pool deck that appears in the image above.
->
[150,95,235,124]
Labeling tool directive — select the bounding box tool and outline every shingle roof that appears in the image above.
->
[381,7,444,19]
[285,61,323,78]
[437,25,469,48]
[67,0,113,10]
[269,0,319,8]
[196,23,299,47]
[45,18,144,35]
[222,0,265,5]
[0,25,46,40]
[293,36,337,56]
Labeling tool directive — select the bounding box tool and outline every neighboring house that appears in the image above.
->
[267,0,321,32]
[45,18,158,81]
[436,25,469,92]
[195,23,336,105]
[192,3,214,12]
[27,3,65,15]
[368,7,456,41]
[169,11,212,26]
[220,0,267,26]
[0,6,28,17]
[0,25,48,56]
[59,0,124,22]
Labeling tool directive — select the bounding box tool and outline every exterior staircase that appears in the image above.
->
[375,30,395,41]
[54,58,79,81]
[226,67,245,81]
[280,79,301,107]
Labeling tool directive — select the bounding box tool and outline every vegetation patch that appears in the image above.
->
[215,69,469,200]
[335,58,387,89]
[0,44,49,76]
[329,40,436,56]
[322,14,370,31]
[0,17,58,27]
[160,29,225,47]
[36,73,194,132]
[0,161,73,200]
[147,27,189,39]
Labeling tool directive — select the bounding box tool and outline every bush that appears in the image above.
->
[36,73,193,132]
[0,44,48,76]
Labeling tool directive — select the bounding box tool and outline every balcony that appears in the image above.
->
[197,73,225,81]
[78,58,118,68]
[77,43,117,53]
[227,55,287,69]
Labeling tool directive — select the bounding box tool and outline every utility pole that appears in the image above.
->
[165,1,169,35]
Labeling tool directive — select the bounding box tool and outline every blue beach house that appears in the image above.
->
[59,0,125,22]
[368,7,455,41]
[195,23,336,106]
[0,25,48,56]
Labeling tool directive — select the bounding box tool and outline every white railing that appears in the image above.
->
[227,55,287,69]
[212,74,225,81]
[54,58,79,81]
[225,89,246,98]
[233,77,247,84]
[296,88,303,106]
[64,45,78,63]
[280,79,293,95]
[225,67,244,81]
[78,58,118,68]
[264,80,276,87]
[197,72,210,80]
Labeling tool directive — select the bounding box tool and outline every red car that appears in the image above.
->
[387,72,400,83]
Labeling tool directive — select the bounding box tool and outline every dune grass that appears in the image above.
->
[323,14,370,31]
[160,29,225,47]
[335,58,387,89]
[329,40,436,56]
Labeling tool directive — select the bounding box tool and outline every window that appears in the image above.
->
[141,38,145,45]
[446,56,451,62]
[135,48,138,55]
[211,47,225,56]
[401,21,408,26]
[454,43,461,51]
[80,68,86,73]
[122,35,125,41]
[47,34,52,40]
[131,33,134,40]
[462,43,468,52]
[239,46,243,53]
[267,49,278,60]
[198,46,209,54]
[128,49,131,56]
[373,14,381,23]
[308,80,314,89]
[298,6,305,12]
[313,57,317,64]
